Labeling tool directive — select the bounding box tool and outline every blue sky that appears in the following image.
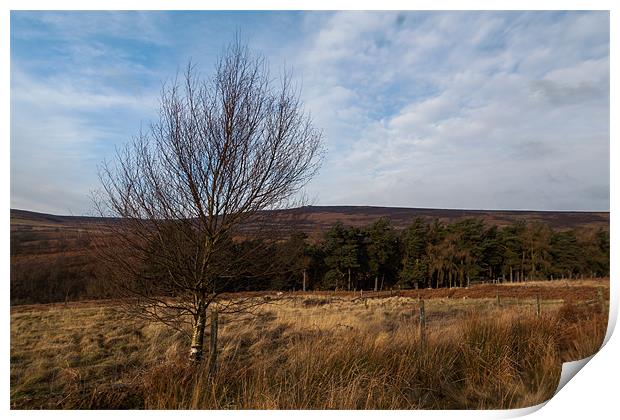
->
[10,11,610,214]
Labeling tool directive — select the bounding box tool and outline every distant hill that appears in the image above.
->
[269,205,609,234]
[10,204,610,256]
[11,205,610,234]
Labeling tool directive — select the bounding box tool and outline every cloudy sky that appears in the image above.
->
[10,11,610,215]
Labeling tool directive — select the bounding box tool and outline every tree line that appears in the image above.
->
[266,217,610,292]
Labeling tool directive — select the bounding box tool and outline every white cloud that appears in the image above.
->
[10,11,610,213]
[10,65,158,214]
[12,69,156,112]
[13,11,171,46]
[294,11,609,211]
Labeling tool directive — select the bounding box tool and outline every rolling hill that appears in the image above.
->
[10,205,610,238]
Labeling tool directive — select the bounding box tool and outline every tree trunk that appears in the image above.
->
[348,268,351,291]
[531,241,535,279]
[302,269,307,292]
[374,275,378,292]
[190,298,207,361]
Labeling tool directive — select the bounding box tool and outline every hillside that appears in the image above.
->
[272,205,609,234]
[11,205,610,232]
[10,205,610,256]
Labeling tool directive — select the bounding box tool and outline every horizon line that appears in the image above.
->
[9,205,611,219]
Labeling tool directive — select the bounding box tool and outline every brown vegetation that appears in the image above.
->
[11,280,608,409]
[10,207,610,306]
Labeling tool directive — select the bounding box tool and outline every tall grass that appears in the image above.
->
[140,310,572,409]
[11,293,607,409]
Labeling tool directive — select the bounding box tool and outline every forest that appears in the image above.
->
[10,216,609,304]
[271,217,610,291]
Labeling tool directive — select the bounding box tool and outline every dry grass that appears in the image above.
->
[504,279,607,288]
[11,282,608,409]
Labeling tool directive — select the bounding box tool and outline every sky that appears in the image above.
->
[10,11,610,215]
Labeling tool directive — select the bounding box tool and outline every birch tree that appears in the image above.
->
[94,40,324,361]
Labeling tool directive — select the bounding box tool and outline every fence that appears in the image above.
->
[207,286,608,374]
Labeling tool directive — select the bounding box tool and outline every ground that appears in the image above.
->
[10,278,609,409]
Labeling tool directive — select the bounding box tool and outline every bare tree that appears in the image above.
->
[93,40,324,361]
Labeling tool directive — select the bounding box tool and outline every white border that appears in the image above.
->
[3,2,616,419]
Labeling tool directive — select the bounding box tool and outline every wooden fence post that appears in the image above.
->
[207,309,219,378]
[536,294,541,317]
[419,297,426,345]
[598,287,606,314]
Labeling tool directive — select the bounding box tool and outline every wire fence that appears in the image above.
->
[216,288,607,327]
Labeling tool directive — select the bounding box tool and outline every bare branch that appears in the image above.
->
[92,39,324,361]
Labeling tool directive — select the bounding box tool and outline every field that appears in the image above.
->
[11,279,609,409]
